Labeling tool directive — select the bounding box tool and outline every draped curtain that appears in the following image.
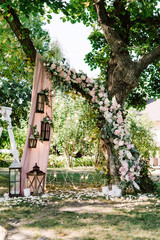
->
[21,53,52,194]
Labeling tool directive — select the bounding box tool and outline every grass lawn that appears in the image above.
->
[0,167,160,240]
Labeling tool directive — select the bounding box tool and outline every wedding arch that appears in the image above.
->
[21,53,141,194]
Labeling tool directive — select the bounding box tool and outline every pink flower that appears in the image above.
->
[114,129,120,135]
[104,98,110,106]
[57,66,62,72]
[81,82,86,88]
[110,105,117,111]
[98,92,104,98]
[98,101,103,106]
[76,78,82,83]
[50,63,56,69]
[120,175,125,180]
[130,167,134,172]
[119,140,124,146]
[117,117,123,124]
[119,166,126,175]
[121,160,128,170]
[117,111,122,117]
[86,77,91,83]
[113,139,119,145]
[100,106,105,111]
[60,71,65,77]
[137,166,141,171]
[89,90,96,97]
[92,96,97,102]
[72,74,76,79]
[127,144,132,149]
[128,172,135,181]
[103,106,108,112]
[81,75,86,80]
[67,70,71,75]
[65,76,70,81]
[114,145,119,150]
[100,86,105,92]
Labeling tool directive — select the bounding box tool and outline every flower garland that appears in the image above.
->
[44,61,141,191]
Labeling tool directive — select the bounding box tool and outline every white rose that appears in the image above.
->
[50,63,56,69]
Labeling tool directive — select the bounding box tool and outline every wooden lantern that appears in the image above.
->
[36,91,45,113]
[27,163,45,195]
[28,134,37,148]
[9,161,21,197]
[41,121,50,141]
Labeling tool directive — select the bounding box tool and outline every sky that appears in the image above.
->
[43,13,99,78]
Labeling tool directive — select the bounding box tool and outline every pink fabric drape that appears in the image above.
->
[21,53,52,194]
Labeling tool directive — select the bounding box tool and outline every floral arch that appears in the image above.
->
[21,53,141,194]
[43,58,141,191]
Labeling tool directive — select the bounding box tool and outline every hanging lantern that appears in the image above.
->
[28,134,37,148]
[9,161,21,197]
[27,163,45,195]
[41,121,50,141]
[36,91,45,113]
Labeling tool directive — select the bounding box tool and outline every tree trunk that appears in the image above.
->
[100,138,119,183]
[106,52,138,106]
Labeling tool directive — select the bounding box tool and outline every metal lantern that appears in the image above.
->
[41,121,50,141]
[27,163,45,195]
[9,161,21,197]
[36,91,45,113]
[28,134,37,148]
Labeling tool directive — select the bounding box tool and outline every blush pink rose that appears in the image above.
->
[60,71,65,77]
[114,129,120,135]
[67,70,71,75]
[65,76,70,81]
[81,75,86,80]
[57,66,62,72]
[92,96,97,102]
[98,92,104,98]
[117,117,123,124]
[76,78,82,83]
[86,77,91,83]
[89,90,96,97]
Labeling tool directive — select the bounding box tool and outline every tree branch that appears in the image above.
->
[1,4,36,63]
[94,0,132,66]
[113,0,131,44]
[137,45,160,74]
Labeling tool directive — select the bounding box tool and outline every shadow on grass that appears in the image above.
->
[24,207,160,232]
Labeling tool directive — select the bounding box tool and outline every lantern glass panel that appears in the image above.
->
[29,138,37,148]
[41,122,50,141]
[36,93,45,113]
[9,167,21,197]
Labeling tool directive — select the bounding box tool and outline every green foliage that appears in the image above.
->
[0,113,8,128]
[0,79,31,127]
[0,120,28,163]
[51,91,99,167]
[48,154,94,168]
[126,108,157,160]
[138,159,157,193]
[0,14,51,126]
[126,108,157,193]
[62,0,160,109]
[0,159,10,167]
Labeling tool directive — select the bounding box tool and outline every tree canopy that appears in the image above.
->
[0,0,159,109]
[62,0,160,108]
